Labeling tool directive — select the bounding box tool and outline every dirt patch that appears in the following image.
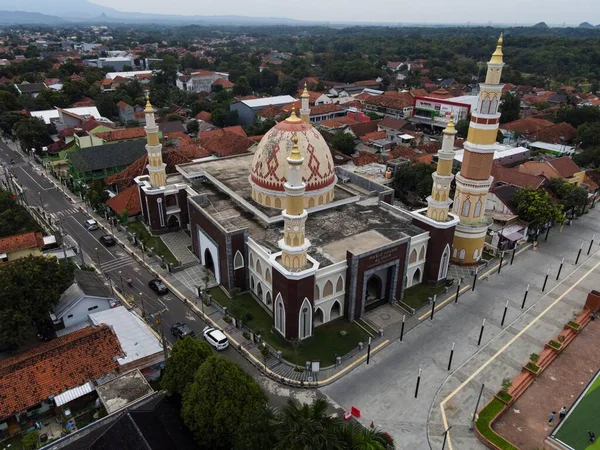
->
[492,320,600,449]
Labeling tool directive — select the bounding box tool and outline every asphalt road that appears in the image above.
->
[0,139,319,410]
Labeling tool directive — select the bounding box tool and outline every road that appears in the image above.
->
[0,139,322,410]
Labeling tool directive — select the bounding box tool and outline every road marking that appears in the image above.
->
[65,216,116,257]
[16,166,48,190]
[418,244,532,321]
[101,256,135,272]
[439,259,600,450]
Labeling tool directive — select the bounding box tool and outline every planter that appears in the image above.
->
[495,391,513,405]
[524,362,540,376]
[567,321,581,332]
[546,340,563,352]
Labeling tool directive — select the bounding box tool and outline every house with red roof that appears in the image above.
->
[362,92,414,119]
[176,70,230,93]
[0,231,45,262]
[117,101,135,124]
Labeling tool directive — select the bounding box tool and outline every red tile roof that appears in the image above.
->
[352,151,380,166]
[212,78,234,89]
[196,111,212,122]
[319,117,358,129]
[518,161,561,179]
[106,184,141,216]
[0,232,44,254]
[361,131,386,142]
[0,325,122,419]
[79,118,114,132]
[308,103,345,116]
[198,126,247,140]
[378,117,408,131]
[70,97,95,108]
[354,80,379,87]
[117,101,131,110]
[347,120,381,137]
[362,92,414,110]
[355,92,374,101]
[200,131,255,157]
[491,164,546,189]
[428,88,453,99]
[94,127,146,142]
[501,118,577,143]
[387,145,420,160]
[547,156,581,178]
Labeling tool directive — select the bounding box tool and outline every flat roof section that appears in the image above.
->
[322,230,391,262]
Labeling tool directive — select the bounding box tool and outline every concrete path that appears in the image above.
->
[161,231,198,265]
[321,206,600,450]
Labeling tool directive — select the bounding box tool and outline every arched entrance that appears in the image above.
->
[167,214,180,229]
[330,301,341,320]
[412,267,421,285]
[366,274,382,301]
[204,248,215,275]
[314,308,324,326]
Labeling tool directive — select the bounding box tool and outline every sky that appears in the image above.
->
[90,0,600,25]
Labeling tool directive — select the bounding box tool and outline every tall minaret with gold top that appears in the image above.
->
[279,128,311,270]
[300,83,310,124]
[451,34,505,264]
[143,93,167,188]
[426,113,457,222]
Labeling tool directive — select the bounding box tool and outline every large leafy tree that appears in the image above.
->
[0,190,41,237]
[548,178,588,213]
[233,406,279,450]
[160,337,213,397]
[573,146,600,169]
[232,76,252,97]
[330,132,357,155]
[393,162,435,202]
[499,92,521,123]
[13,117,50,153]
[274,399,345,450]
[576,122,600,149]
[181,355,267,450]
[0,256,75,349]
[510,187,564,226]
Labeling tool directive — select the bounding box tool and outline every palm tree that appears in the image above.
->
[274,398,345,450]
[340,421,395,450]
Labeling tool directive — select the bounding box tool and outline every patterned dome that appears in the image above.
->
[250,115,336,208]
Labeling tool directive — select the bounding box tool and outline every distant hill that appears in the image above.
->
[0,10,64,24]
[533,22,549,28]
[578,22,596,28]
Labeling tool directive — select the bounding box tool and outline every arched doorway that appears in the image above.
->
[275,294,286,336]
[314,308,324,326]
[167,215,180,229]
[265,291,272,305]
[204,248,215,275]
[412,267,421,285]
[366,274,382,302]
[330,301,341,320]
[257,282,263,301]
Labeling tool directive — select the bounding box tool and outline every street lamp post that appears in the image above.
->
[95,247,100,268]
[441,426,453,450]
[139,292,146,318]
[119,271,124,292]
[38,191,43,207]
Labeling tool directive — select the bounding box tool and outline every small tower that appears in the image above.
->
[279,128,311,270]
[426,113,457,221]
[144,93,166,188]
[300,83,310,124]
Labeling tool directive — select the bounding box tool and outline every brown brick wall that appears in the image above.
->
[461,151,494,180]
[272,268,315,340]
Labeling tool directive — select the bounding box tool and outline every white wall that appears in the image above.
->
[62,297,111,328]
[406,234,428,288]
[248,246,273,307]
[198,228,220,283]
[315,262,347,325]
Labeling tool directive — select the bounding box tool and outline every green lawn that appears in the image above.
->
[401,284,447,310]
[125,221,179,266]
[555,372,600,450]
[209,286,369,366]
[475,398,518,450]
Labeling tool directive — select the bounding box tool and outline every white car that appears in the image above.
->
[202,326,229,351]
[84,219,98,231]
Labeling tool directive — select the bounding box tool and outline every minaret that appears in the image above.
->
[300,83,310,124]
[279,127,311,270]
[451,34,505,264]
[426,113,457,222]
[144,93,167,188]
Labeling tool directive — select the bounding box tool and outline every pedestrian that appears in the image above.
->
[588,430,596,443]
[548,411,556,426]
[559,407,567,420]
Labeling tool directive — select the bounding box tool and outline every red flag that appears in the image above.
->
[370,421,375,429]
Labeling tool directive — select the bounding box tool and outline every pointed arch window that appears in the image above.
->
[275,294,286,336]
[438,244,450,280]
[409,249,418,264]
[473,200,482,218]
[298,298,312,339]
[265,269,271,284]
[233,251,244,269]
[256,260,263,277]
[336,275,344,293]
[419,247,425,261]
[323,280,333,297]
[461,199,471,217]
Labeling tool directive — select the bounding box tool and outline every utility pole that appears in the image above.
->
[155,313,169,361]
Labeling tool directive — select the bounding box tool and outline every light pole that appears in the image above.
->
[119,271,124,292]
[38,191,43,207]
[441,426,453,450]
[95,247,100,268]
[139,292,146,318]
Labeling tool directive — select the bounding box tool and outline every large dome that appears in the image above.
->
[250,114,336,209]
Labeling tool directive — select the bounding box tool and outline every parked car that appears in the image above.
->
[99,235,116,246]
[148,278,168,295]
[171,322,195,339]
[84,219,98,231]
[202,326,229,351]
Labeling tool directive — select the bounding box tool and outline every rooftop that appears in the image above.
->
[0,325,122,419]
[0,231,44,254]
[68,139,148,173]
[239,95,296,109]
[95,369,154,414]
[31,107,101,125]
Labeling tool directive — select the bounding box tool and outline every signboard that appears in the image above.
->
[414,97,470,123]
[363,245,402,270]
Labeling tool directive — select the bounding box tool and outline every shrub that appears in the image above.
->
[568,321,580,329]
[526,362,540,372]
[558,335,566,342]
[475,399,518,450]
[223,315,232,324]
[501,378,512,392]
[549,340,561,349]
[21,431,39,450]
[496,391,513,404]
[242,331,251,340]
[529,353,540,363]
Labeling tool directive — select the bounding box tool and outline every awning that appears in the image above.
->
[503,231,525,242]
[54,381,95,406]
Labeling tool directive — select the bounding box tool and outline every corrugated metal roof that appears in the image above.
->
[54,381,95,406]
[240,95,296,108]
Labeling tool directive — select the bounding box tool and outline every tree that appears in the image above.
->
[0,190,41,237]
[576,122,600,148]
[393,162,435,202]
[86,180,110,212]
[13,117,49,152]
[330,132,357,155]
[0,111,26,136]
[0,90,19,113]
[181,355,268,450]
[573,146,600,169]
[259,68,279,92]
[243,118,275,137]
[510,187,564,227]
[274,398,345,450]
[234,406,279,450]
[455,119,469,138]
[211,107,239,127]
[233,76,252,97]
[339,421,395,450]
[186,120,200,135]
[160,337,213,397]
[548,178,588,213]
[499,92,520,123]
[0,256,75,349]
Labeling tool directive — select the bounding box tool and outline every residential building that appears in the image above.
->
[517,156,585,186]
[230,95,297,125]
[0,231,44,262]
[500,118,577,144]
[362,92,415,119]
[85,56,135,71]
[411,95,475,131]
[453,144,530,169]
[67,139,148,183]
[0,325,122,438]
[176,70,230,94]
[51,270,115,331]
[15,82,47,98]
[117,101,135,124]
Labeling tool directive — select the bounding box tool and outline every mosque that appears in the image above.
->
[133,36,506,340]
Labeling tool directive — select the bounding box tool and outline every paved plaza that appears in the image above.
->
[321,207,600,450]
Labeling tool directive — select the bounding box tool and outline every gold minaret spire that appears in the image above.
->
[143,92,166,188]
[300,83,311,124]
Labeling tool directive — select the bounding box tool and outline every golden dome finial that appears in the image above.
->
[490,33,504,64]
[289,133,302,161]
[144,91,154,113]
[287,104,302,122]
[444,112,456,134]
[301,82,309,98]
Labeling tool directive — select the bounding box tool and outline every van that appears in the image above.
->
[84,219,98,231]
